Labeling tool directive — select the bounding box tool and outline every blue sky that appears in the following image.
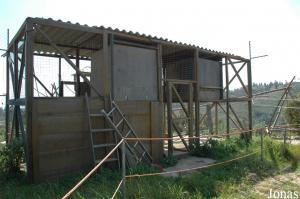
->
[0,0,300,107]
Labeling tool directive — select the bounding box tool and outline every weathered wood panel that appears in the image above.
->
[32,98,163,181]
[32,97,104,181]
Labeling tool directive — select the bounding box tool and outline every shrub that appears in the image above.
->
[0,138,24,174]
[160,155,178,168]
[190,137,249,159]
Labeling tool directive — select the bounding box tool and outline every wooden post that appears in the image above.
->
[260,128,263,161]
[121,140,126,199]
[207,104,213,134]
[5,29,9,144]
[166,82,173,156]
[157,44,163,102]
[58,57,62,97]
[188,83,193,145]
[25,20,34,181]
[76,48,80,96]
[225,58,230,136]
[247,60,253,140]
[14,40,19,138]
[194,49,200,140]
[215,103,218,135]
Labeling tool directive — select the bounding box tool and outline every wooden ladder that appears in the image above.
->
[102,100,152,167]
[85,94,120,168]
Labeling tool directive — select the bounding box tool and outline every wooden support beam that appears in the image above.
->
[217,102,243,131]
[14,40,19,138]
[58,57,62,96]
[194,49,200,139]
[5,29,10,144]
[17,47,26,96]
[33,74,53,97]
[207,104,213,134]
[228,58,249,97]
[188,83,194,141]
[25,21,34,181]
[166,82,173,156]
[247,60,253,139]
[215,103,218,135]
[198,103,214,125]
[229,104,245,130]
[225,58,230,135]
[171,84,189,116]
[223,62,246,92]
[75,48,80,96]
[157,44,163,102]
[8,98,26,105]
[172,121,189,151]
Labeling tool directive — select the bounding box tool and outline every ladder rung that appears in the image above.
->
[91,128,114,133]
[90,113,104,117]
[116,119,124,128]
[108,107,117,116]
[93,143,115,148]
[125,130,132,137]
[95,158,118,164]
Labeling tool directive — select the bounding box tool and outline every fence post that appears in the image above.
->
[260,128,264,161]
[283,127,287,146]
[121,140,126,199]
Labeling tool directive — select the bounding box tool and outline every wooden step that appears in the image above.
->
[90,113,104,117]
[93,143,115,148]
[91,128,114,133]
[107,107,116,116]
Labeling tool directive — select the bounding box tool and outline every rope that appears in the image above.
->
[111,179,124,199]
[253,104,300,110]
[124,127,265,141]
[62,139,124,199]
[125,151,259,178]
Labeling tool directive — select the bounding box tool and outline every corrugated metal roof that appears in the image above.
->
[32,17,236,56]
[10,17,248,60]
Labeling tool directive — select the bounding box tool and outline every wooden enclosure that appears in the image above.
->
[5,17,252,182]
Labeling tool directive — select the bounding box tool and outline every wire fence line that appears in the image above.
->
[61,122,299,199]
[125,151,259,178]
[62,127,265,199]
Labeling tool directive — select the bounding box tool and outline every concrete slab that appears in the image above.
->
[163,156,216,177]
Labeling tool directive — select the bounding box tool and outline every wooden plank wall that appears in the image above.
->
[32,98,163,181]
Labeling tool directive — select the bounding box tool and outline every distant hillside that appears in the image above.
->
[230,81,300,127]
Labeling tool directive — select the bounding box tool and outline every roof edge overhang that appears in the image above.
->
[7,17,249,62]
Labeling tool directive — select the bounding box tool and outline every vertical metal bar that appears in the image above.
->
[5,28,10,144]
[121,140,126,199]
[247,60,253,140]
[225,57,230,136]
[166,82,173,156]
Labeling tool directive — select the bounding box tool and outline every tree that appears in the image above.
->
[285,92,300,134]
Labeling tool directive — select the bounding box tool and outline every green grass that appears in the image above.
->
[0,137,299,199]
